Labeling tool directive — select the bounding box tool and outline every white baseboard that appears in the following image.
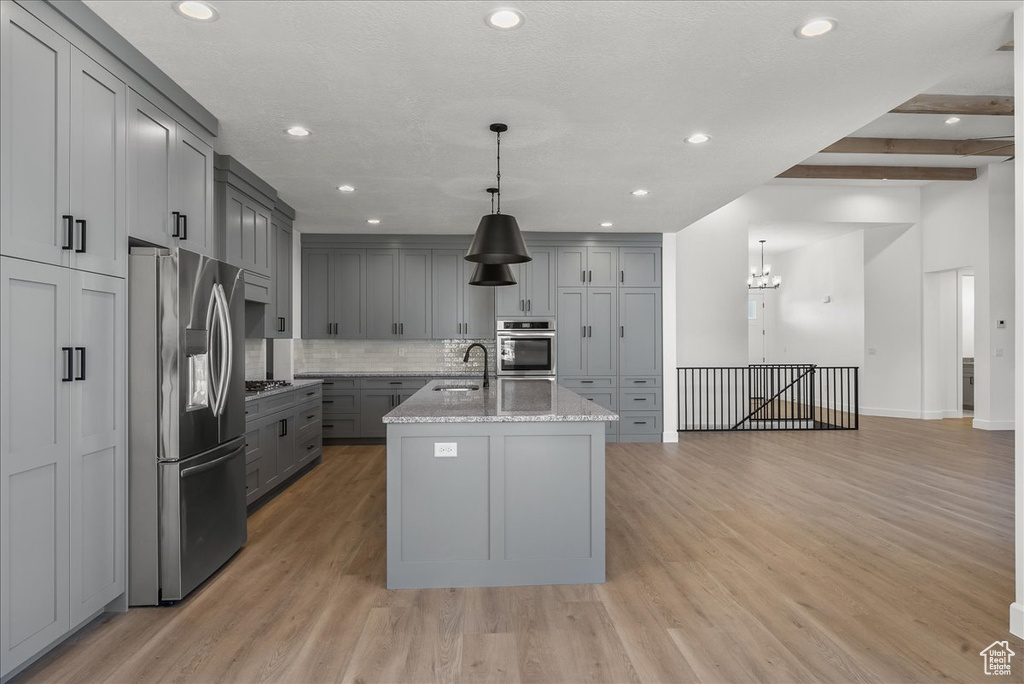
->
[920,410,945,420]
[662,431,679,443]
[1012,602,1024,639]
[973,418,1016,431]
[861,407,923,419]
[942,410,961,419]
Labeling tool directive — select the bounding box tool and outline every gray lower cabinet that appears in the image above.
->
[360,391,395,439]
[128,90,214,259]
[0,5,128,278]
[310,377,428,442]
[432,250,495,339]
[1,257,126,678]
[243,389,322,506]
[495,246,557,317]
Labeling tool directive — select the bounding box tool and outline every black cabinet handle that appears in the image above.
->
[633,397,648,402]
[306,414,315,420]
[62,215,74,250]
[278,316,286,332]
[519,299,524,311]
[389,381,402,385]
[306,391,316,396]
[580,380,594,384]
[74,219,86,253]
[620,325,624,338]
[581,326,585,338]
[588,270,592,282]
[323,424,334,429]
[587,325,592,337]
[171,211,181,238]
[279,419,288,437]
[61,347,73,382]
[180,213,188,240]
[323,382,334,386]
[399,323,404,334]
[581,270,585,283]
[307,444,315,451]
[74,347,86,380]
[620,270,624,283]
[392,323,397,335]
[527,299,531,312]
[322,400,334,404]
[333,323,339,335]
[327,322,332,334]
[633,421,648,425]
[634,380,647,384]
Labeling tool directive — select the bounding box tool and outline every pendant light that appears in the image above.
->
[748,239,782,290]
[465,123,532,265]
[469,189,518,286]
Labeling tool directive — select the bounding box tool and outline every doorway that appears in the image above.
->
[748,292,765,364]
[960,273,975,414]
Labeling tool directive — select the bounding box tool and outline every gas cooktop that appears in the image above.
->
[245,380,292,393]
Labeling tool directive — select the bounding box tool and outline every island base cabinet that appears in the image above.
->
[386,421,605,589]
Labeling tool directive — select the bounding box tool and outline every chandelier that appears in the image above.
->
[748,239,781,290]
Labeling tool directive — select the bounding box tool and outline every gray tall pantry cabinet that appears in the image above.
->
[0,0,220,677]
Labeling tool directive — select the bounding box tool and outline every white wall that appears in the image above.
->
[764,230,865,368]
[676,201,749,366]
[962,274,975,358]
[662,232,679,441]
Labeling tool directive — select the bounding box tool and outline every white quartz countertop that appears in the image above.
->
[382,379,619,424]
[244,378,322,402]
[295,372,481,379]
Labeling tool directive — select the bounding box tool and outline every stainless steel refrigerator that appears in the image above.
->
[128,247,247,605]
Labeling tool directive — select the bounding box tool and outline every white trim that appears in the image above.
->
[861,406,923,419]
[1012,602,1024,639]
[943,409,961,419]
[662,431,679,443]
[973,418,1016,431]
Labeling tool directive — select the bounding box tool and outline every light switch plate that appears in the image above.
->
[434,442,457,458]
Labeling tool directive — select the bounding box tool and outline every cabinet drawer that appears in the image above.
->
[260,391,296,414]
[322,416,360,439]
[244,425,263,464]
[245,458,265,505]
[296,400,321,433]
[359,377,429,390]
[559,376,616,389]
[244,399,261,419]
[322,391,359,414]
[577,390,617,411]
[296,432,322,465]
[619,388,662,410]
[297,384,323,402]
[621,375,661,388]
[618,411,662,435]
[318,378,358,390]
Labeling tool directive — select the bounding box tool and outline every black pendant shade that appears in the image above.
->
[468,261,517,287]
[465,213,531,265]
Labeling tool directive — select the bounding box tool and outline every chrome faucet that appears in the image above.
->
[463,343,489,388]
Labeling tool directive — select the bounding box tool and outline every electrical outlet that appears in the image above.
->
[434,442,457,458]
[867,348,877,356]
[995,348,1004,358]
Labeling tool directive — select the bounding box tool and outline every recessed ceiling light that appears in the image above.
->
[945,116,961,125]
[796,18,836,38]
[285,126,311,137]
[337,185,355,192]
[600,222,614,228]
[631,189,649,197]
[173,1,218,21]
[486,8,524,30]
[686,133,711,144]
[367,219,381,225]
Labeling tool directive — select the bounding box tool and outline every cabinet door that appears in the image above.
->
[557,288,586,376]
[271,223,292,338]
[557,247,587,287]
[493,262,525,317]
[397,389,417,405]
[431,250,462,339]
[257,420,280,493]
[398,250,432,339]
[69,271,125,625]
[175,127,215,258]
[253,205,271,277]
[278,415,296,479]
[0,4,71,267]
[365,249,398,338]
[359,391,393,439]
[586,288,617,376]
[461,259,495,339]
[127,90,175,248]
[0,258,71,674]
[620,247,661,287]
[301,248,333,339]
[334,249,366,338]
[524,247,556,316]
[69,49,125,278]
[618,288,662,375]
[587,247,618,287]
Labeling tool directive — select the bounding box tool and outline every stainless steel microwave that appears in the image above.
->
[496,318,556,377]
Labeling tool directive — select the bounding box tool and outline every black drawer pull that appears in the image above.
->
[61,347,73,382]
[62,215,74,250]
[580,380,594,384]
[323,424,334,428]
[171,211,181,238]
[306,391,316,396]
[389,381,402,385]
[74,219,86,253]
[306,414,315,420]
[633,421,648,425]
[179,213,188,240]
[633,380,647,384]
[74,346,86,380]
[323,381,334,385]
[307,444,315,450]
[633,397,647,401]
[322,400,334,403]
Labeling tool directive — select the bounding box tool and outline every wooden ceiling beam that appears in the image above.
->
[890,94,1014,116]
[777,165,979,181]
[821,137,1013,157]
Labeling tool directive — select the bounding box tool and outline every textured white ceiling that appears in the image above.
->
[83,1,1018,234]
[749,222,901,255]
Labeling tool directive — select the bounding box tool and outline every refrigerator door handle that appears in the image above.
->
[213,284,233,417]
[206,288,222,415]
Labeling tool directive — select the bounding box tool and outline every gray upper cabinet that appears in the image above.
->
[398,250,432,339]
[586,288,617,376]
[174,127,215,258]
[494,247,556,317]
[69,49,126,278]
[268,209,293,338]
[366,249,399,338]
[587,247,619,287]
[301,247,365,339]
[216,155,276,277]
[557,288,586,376]
[620,247,661,287]
[557,247,587,287]
[0,4,71,270]
[619,287,662,375]
[129,90,215,260]
[432,250,493,339]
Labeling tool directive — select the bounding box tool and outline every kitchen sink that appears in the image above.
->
[432,384,480,392]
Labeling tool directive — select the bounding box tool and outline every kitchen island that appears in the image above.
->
[383,378,618,589]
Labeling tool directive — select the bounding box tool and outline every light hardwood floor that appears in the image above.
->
[15,417,1020,683]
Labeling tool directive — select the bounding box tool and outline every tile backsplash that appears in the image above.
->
[295,338,497,375]
[245,339,266,380]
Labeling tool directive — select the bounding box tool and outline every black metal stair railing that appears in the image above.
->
[677,364,859,431]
